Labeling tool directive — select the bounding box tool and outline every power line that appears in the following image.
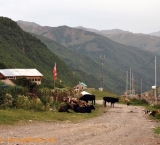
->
[134,57,155,71]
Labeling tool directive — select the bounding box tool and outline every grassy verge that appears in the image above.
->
[0,104,106,125]
[154,127,160,134]
[86,89,119,100]
[135,101,160,135]
[119,98,160,135]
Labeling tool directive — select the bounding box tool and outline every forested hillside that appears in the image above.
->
[0,17,75,87]
[17,21,159,94]
[32,34,101,89]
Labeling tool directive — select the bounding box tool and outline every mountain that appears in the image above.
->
[104,33,160,54]
[76,27,160,54]
[32,34,101,90]
[17,20,158,94]
[0,17,75,87]
[76,27,130,35]
[149,31,160,37]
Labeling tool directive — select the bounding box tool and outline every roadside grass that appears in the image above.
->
[128,98,149,106]
[144,108,160,135]
[86,89,120,100]
[0,104,106,125]
[118,98,160,135]
[154,127,160,134]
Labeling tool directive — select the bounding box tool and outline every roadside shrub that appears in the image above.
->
[3,93,14,109]
[10,86,24,98]
[45,103,50,111]
[0,87,7,106]
[16,95,31,109]
[30,98,45,111]
[50,101,61,111]
[154,127,160,134]
[153,103,160,109]
[155,112,160,119]
[39,95,51,105]
[130,98,149,106]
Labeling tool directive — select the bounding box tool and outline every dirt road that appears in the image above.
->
[0,103,160,145]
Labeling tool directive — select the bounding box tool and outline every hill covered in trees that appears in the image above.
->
[0,17,76,87]
[17,21,158,94]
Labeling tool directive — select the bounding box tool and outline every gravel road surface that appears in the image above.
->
[0,102,160,145]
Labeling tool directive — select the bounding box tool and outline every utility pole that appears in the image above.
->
[141,79,142,95]
[132,73,135,95]
[130,68,131,95]
[100,55,105,91]
[155,56,157,104]
[126,71,128,95]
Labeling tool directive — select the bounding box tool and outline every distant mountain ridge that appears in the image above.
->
[76,26,130,34]
[17,20,159,94]
[149,31,160,37]
[76,26,160,54]
[18,20,40,27]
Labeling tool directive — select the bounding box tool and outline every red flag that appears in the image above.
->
[53,63,57,80]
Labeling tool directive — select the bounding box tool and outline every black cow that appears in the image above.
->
[72,104,95,113]
[103,96,119,107]
[79,94,95,105]
[58,103,72,113]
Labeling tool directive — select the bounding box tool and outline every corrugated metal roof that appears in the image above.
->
[81,91,90,95]
[80,82,87,87]
[0,69,43,77]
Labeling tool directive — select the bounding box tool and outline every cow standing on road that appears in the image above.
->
[103,96,119,107]
[79,94,96,105]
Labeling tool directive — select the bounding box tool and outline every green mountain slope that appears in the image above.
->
[0,17,74,87]
[17,21,158,94]
[32,34,121,92]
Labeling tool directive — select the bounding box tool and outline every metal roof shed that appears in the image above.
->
[0,69,43,85]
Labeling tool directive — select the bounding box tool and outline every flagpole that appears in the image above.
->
[53,70,55,88]
[54,77,55,88]
[53,63,57,89]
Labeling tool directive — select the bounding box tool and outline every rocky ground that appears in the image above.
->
[0,102,160,145]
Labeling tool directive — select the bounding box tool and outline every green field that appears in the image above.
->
[0,104,106,125]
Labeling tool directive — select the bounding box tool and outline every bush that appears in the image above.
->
[3,93,14,109]
[155,112,160,119]
[154,126,160,134]
[130,98,149,106]
[30,98,45,111]
[16,95,31,109]
[153,103,160,109]
[0,85,7,106]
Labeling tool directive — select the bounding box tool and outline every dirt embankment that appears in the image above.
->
[1,79,15,86]
[0,104,160,145]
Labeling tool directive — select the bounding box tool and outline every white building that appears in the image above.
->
[0,69,43,85]
[74,82,87,90]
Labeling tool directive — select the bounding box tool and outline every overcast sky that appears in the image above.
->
[0,0,160,34]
